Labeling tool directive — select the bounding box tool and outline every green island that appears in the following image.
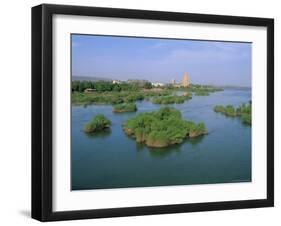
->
[194,90,211,96]
[189,85,223,96]
[84,114,111,133]
[214,102,251,125]
[123,107,208,148]
[113,103,137,113]
[152,93,192,104]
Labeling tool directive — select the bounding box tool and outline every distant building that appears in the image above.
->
[84,88,96,93]
[152,82,164,87]
[182,72,190,87]
[171,79,180,87]
[112,80,121,84]
[171,72,190,88]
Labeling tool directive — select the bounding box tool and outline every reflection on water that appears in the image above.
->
[71,88,252,190]
[85,129,112,139]
[188,135,205,147]
[137,142,183,158]
[148,147,181,158]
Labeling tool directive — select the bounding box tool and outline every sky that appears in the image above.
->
[72,34,252,87]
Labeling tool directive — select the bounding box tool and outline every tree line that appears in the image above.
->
[72,80,153,92]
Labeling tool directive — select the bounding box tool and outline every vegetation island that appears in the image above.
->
[123,107,207,148]
[113,103,137,113]
[152,93,192,104]
[214,102,251,125]
[84,114,111,133]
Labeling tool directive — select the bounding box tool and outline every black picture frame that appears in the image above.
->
[32,3,274,222]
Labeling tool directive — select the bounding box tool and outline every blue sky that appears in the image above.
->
[72,34,252,87]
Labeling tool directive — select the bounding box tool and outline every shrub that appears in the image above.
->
[241,113,251,125]
[213,102,251,125]
[84,114,111,133]
[152,95,191,105]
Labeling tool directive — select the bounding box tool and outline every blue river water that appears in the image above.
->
[71,88,251,190]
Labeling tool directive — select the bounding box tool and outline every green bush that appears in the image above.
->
[84,114,111,133]
[186,85,223,96]
[152,95,192,105]
[241,113,251,124]
[194,91,210,96]
[213,102,251,125]
[214,105,225,113]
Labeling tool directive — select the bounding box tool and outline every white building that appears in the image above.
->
[152,82,165,87]
[112,80,121,84]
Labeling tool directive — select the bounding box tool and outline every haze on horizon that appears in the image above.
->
[72,34,252,87]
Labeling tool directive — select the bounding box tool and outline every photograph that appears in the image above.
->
[30,3,274,222]
[71,34,252,190]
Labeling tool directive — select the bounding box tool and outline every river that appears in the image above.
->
[71,88,251,190]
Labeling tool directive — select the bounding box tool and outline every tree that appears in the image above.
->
[144,82,153,89]
[84,114,111,133]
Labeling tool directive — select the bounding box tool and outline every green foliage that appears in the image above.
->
[241,113,251,124]
[214,105,236,116]
[123,107,207,147]
[213,102,251,125]
[225,105,236,116]
[124,93,144,102]
[214,105,225,113]
[236,103,251,115]
[143,82,153,89]
[194,91,210,96]
[113,103,137,113]
[72,80,141,93]
[186,84,223,96]
[84,114,111,133]
[72,90,171,105]
[152,94,192,105]
[143,90,171,97]
[163,84,223,96]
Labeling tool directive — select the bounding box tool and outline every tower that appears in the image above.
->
[182,72,190,87]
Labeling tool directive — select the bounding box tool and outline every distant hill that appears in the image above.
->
[72,76,112,81]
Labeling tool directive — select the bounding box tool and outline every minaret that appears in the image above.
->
[182,72,190,87]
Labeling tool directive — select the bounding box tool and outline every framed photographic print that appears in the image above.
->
[32,4,274,221]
